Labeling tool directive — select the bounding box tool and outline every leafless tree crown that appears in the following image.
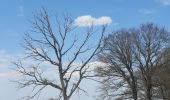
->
[95,23,170,100]
[14,8,106,100]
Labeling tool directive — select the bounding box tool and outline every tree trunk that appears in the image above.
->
[160,86,166,100]
[62,88,69,100]
[63,96,69,100]
[129,71,138,100]
[146,86,152,100]
[132,88,138,100]
[131,76,138,100]
[146,78,152,100]
[132,84,138,100]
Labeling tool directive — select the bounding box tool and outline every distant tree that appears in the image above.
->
[14,8,106,100]
[96,23,170,100]
[96,30,138,100]
[132,23,170,100]
[152,48,170,100]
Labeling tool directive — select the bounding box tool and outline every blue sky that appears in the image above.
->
[1,0,170,100]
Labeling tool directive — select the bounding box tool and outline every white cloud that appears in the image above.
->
[74,15,112,27]
[0,71,19,78]
[156,0,170,5]
[138,9,156,15]
[0,49,106,80]
[0,50,22,78]
[0,50,14,68]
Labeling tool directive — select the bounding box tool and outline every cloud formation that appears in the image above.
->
[0,71,18,78]
[156,0,170,5]
[74,15,112,27]
[0,50,20,78]
[0,50,13,68]
[0,49,106,79]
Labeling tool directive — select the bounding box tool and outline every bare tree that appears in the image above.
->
[14,8,106,100]
[96,23,170,100]
[152,48,170,100]
[96,30,138,100]
[132,23,170,100]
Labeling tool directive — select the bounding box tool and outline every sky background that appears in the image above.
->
[1,0,170,100]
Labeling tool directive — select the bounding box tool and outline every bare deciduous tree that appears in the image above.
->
[96,30,138,100]
[152,48,170,100]
[132,23,170,100]
[14,8,106,100]
[96,23,170,100]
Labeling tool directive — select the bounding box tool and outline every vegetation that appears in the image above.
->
[14,9,170,100]
[96,23,170,100]
[14,9,106,100]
